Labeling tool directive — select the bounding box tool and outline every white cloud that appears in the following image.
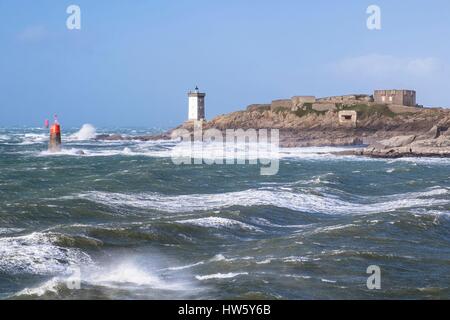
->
[17,25,48,43]
[333,54,441,79]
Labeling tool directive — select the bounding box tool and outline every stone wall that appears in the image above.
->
[271,99,293,110]
[291,96,316,107]
[312,103,336,112]
[317,94,373,103]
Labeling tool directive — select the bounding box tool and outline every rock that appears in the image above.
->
[378,135,416,148]
[96,134,124,141]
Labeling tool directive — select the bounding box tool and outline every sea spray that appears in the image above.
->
[70,124,97,140]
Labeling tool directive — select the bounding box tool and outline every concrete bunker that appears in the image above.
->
[338,110,357,127]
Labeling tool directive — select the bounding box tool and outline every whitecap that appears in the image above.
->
[0,232,92,275]
[176,217,261,231]
[321,279,337,283]
[76,186,450,216]
[163,261,205,271]
[195,272,248,281]
[16,277,63,297]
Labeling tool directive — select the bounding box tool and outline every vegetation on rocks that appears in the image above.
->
[337,103,396,118]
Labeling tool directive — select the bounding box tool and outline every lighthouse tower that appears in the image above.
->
[188,86,205,121]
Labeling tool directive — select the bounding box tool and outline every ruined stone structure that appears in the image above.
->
[338,110,357,127]
[291,96,316,106]
[188,86,206,120]
[374,90,416,107]
[312,103,336,112]
[317,94,373,103]
[271,99,293,111]
[271,96,317,111]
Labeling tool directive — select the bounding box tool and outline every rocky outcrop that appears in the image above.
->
[96,102,450,157]
[359,125,450,158]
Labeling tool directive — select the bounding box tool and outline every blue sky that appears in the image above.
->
[0,0,449,127]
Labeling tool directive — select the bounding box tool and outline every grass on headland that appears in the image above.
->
[293,103,396,118]
[337,103,396,118]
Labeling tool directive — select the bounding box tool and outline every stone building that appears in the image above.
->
[188,86,206,120]
[374,90,416,107]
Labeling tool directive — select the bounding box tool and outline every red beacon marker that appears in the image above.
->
[48,115,62,152]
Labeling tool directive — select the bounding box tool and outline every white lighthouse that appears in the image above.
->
[188,86,205,121]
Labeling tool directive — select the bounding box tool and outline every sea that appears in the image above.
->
[0,125,449,299]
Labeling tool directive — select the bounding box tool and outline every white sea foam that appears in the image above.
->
[176,217,261,231]
[16,277,63,297]
[38,148,88,157]
[0,232,92,275]
[77,186,450,216]
[27,139,363,161]
[68,124,97,141]
[163,261,205,271]
[195,272,248,281]
[19,133,47,145]
[321,278,337,283]
[91,262,177,288]
[256,258,274,265]
[15,261,191,298]
[20,137,450,165]
[0,228,25,235]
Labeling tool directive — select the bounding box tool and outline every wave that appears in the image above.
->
[19,133,47,145]
[176,217,262,232]
[16,276,66,297]
[195,272,248,281]
[28,140,360,161]
[90,262,184,289]
[76,186,450,215]
[0,232,93,276]
[163,261,205,271]
[68,124,97,141]
[0,228,25,235]
[14,260,195,298]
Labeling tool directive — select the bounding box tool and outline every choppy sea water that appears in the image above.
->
[0,126,449,300]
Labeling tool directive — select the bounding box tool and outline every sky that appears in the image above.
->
[0,0,449,128]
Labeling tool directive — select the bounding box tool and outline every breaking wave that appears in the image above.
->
[176,217,262,231]
[14,260,192,298]
[76,187,450,215]
[69,124,97,141]
[0,232,93,276]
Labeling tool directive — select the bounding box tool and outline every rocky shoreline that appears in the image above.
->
[351,125,450,158]
[95,102,450,159]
